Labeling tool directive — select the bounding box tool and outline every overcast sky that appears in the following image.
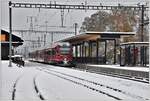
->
[1,0,148,31]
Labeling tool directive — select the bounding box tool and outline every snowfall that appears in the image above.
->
[0,60,150,101]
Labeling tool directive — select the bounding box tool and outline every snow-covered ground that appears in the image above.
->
[1,61,150,101]
[88,64,149,72]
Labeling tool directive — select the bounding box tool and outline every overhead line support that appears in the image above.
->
[10,2,149,11]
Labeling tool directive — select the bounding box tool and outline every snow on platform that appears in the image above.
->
[88,64,149,72]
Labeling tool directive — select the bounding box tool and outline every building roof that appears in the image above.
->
[1,29,23,46]
[59,31,136,44]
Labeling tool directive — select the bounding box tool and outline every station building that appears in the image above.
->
[120,42,149,67]
[60,31,149,67]
[1,30,23,60]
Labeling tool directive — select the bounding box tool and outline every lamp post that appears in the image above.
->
[8,1,12,67]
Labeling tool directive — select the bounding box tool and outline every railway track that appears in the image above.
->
[12,75,22,100]
[31,61,149,83]
[37,67,149,101]
[33,75,45,100]
[74,65,149,83]
[86,70,149,83]
[12,74,45,100]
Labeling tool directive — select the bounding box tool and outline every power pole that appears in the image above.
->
[44,34,46,46]
[61,9,64,27]
[26,16,37,52]
[37,37,40,47]
[8,1,12,67]
[74,23,78,36]
[27,16,36,31]
[44,21,48,46]
[51,32,53,45]
[140,5,144,42]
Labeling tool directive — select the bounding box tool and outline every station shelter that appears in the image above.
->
[120,42,149,67]
[60,31,135,65]
[1,30,23,60]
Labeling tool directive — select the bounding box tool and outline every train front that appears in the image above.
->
[55,43,73,66]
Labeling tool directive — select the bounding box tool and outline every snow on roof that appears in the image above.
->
[120,42,149,45]
[83,31,136,35]
[1,42,23,44]
[1,29,23,42]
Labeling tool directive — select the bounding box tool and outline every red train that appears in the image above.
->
[29,42,73,66]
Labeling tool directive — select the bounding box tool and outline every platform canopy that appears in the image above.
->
[59,31,136,44]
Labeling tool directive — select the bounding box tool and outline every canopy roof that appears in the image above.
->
[59,31,136,44]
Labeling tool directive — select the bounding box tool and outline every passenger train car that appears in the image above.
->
[29,42,73,66]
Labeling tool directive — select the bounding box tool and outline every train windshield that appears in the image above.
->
[60,47,71,55]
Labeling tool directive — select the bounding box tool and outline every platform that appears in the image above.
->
[75,64,149,82]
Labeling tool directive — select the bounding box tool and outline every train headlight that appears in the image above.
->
[64,58,68,64]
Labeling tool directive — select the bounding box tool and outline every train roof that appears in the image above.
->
[29,42,71,53]
[29,44,52,53]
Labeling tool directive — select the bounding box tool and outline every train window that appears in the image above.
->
[46,50,56,55]
[52,50,56,55]
[46,50,51,55]
[60,47,70,55]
